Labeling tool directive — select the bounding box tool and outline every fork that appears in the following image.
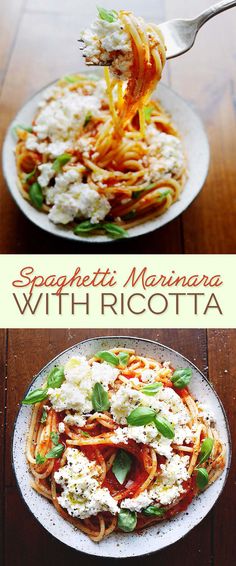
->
[79,0,236,63]
[159,0,236,59]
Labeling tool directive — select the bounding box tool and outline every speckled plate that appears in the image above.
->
[3,74,209,243]
[12,336,230,558]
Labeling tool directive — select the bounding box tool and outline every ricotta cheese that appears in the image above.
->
[48,183,111,225]
[146,125,185,182]
[55,448,119,518]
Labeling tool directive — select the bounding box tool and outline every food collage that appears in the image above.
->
[0,1,235,566]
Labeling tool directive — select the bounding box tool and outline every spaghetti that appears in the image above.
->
[14,8,186,237]
[23,347,225,542]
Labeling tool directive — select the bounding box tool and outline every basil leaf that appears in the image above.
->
[144,106,154,123]
[74,221,102,234]
[112,449,132,485]
[29,182,43,209]
[22,388,48,405]
[122,210,136,221]
[143,506,166,517]
[80,430,90,438]
[52,153,72,173]
[156,189,171,201]
[24,167,36,183]
[133,183,156,199]
[118,352,130,368]
[64,75,79,83]
[97,6,118,23]
[171,368,192,389]
[198,438,214,465]
[95,351,119,366]
[127,406,156,426]
[13,124,33,137]
[103,223,127,239]
[196,467,209,490]
[141,382,162,396]
[47,366,65,389]
[118,509,137,532]
[40,407,48,424]
[36,453,46,465]
[84,112,92,127]
[153,415,175,439]
[46,444,64,459]
[92,382,110,412]
[50,432,59,446]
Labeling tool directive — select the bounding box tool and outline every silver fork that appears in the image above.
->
[159,0,236,59]
[79,0,236,63]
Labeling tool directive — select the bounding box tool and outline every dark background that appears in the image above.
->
[0,0,236,253]
[0,328,235,565]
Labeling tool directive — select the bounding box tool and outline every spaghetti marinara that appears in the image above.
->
[14,7,186,238]
[22,347,225,542]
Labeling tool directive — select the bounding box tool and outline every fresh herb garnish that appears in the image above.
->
[36,453,46,465]
[83,112,92,127]
[127,407,156,426]
[12,124,33,137]
[118,509,137,532]
[196,467,209,490]
[47,366,65,389]
[46,444,64,459]
[153,414,175,439]
[171,368,192,389]
[112,449,132,485]
[40,407,48,424]
[143,506,166,517]
[97,6,118,23]
[64,75,79,83]
[24,167,36,184]
[102,223,127,238]
[52,153,72,173]
[122,210,136,221]
[22,388,48,405]
[144,106,154,123]
[74,221,127,238]
[50,432,59,446]
[156,190,171,201]
[197,438,214,466]
[141,382,162,396]
[80,430,91,438]
[133,183,156,199]
[74,221,103,234]
[29,182,43,209]
[95,351,119,366]
[92,382,110,412]
[117,352,130,368]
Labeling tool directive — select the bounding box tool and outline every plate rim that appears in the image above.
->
[2,77,210,244]
[12,335,231,558]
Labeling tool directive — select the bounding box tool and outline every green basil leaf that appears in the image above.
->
[196,467,209,490]
[83,112,92,127]
[52,153,72,173]
[24,167,36,183]
[103,223,127,238]
[74,221,102,234]
[12,124,33,137]
[40,407,48,423]
[127,406,156,426]
[122,210,136,221]
[64,75,79,83]
[50,432,59,446]
[36,453,46,465]
[118,509,137,532]
[118,352,130,368]
[143,506,166,517]
[154,415,175,439]
[144,106,154,123]
[198,438,214,465]
[47,366,65,389]
[46,444,64,459]
[133,183,156,199]
[92,382,110,412]
[112,449,132,485]
[29,182,43,209]
[171,368,192,389]
[80,430,91,438]
[97,6,118,23]
[22,388,48,405]
[156,189,171,201]
[95,351,119,366]
[141,382,162,396]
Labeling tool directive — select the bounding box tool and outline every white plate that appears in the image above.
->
[12,336,230,558]
[3,77,209,243]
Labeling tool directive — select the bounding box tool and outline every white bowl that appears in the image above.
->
[3,77,209,243]
[12,336,231,558]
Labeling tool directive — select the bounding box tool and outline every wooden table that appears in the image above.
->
[0,328,235,565]
[0,0,236,253]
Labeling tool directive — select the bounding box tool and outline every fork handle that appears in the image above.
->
[196,0,236,29]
